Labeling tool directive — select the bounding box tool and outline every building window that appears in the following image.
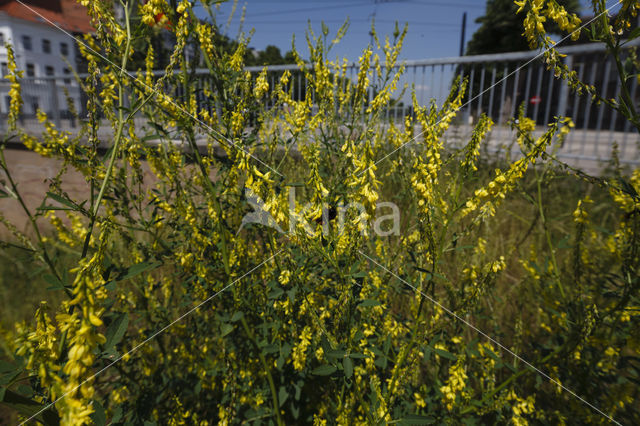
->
[0,33,4,45]
[22,35,32,51]
[26,63,35,77]
[42,39,51,54]
[63,67,71,84]
[60,42,69,56]
[45,66,54,76]
[0,62,7,78]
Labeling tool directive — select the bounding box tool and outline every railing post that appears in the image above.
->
[477,65,486,115]
[498,64,508,125]
[466,66,474,125]
[49,78,61,127]
[557,54,572,120]
[487,65,497,120]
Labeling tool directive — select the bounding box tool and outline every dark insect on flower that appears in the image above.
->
[314,205,338,226]
[315,206,338,247]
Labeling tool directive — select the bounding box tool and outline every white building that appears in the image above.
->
[0,0,91,119]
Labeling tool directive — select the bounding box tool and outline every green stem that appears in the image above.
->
[535,167,564,299]
[85,1,133,256]
[240,316,284,426]
[179,57,283,425]
[460,349,558,415]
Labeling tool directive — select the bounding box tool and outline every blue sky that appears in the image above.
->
[198,0,596,62]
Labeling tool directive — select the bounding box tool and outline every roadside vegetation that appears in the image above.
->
[1,0,639,424]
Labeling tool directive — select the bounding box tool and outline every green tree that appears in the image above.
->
[466,0,581,55]
[253,45,296,66]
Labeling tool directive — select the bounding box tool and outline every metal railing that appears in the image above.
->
[2,39,639,165]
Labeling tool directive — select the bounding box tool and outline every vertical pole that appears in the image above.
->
[439,64,445,104]
[487,65,497,120]
[594,59,611,156]
[49,78,61,128]
[510,63,520,120]
[498,64,508,126]
[430,64,435,104]
[556,55,572,120]
[532,65,544,124]
[459,12,467,57]
[477,65,486,115]
[543,67,555,126]
[568,62,584,148]
[523,66,532,118]
[581,61,598,156]
[621,75,638,156]
[466,65,474,125]
[608,73,621,149]
[412,65,417,113]
[420,65,426,107]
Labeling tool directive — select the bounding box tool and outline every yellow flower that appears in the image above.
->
[414,392,426,408]
[279,269,291,285]
[4,44,23,130]
[253,67,269,99]
[292,326,313,371]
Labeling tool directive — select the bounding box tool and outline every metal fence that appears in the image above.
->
[2,39,639,165]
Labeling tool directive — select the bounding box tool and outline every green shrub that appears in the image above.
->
[1,1,639,424]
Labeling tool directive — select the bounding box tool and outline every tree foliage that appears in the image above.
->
[466,0,580,55]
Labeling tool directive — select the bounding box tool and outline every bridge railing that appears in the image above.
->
[2,39,639,164]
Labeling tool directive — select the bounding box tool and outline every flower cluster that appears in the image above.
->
[1,1,639,424]
[4,44,22,130]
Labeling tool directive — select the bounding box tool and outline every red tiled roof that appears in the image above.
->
[0,0,93,33]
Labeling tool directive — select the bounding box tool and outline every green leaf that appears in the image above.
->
[484,347,502,364]
[397,414,435,425]
[90,400,106,426]
[343,357,353,378]
[118,261,161,282]
[0,389,60,425]
[262,344,279,354]
[618,177,639,200]
[220,323,234,337]
[348,353,367,359]
[276,354,285,370]
[37,205,75,212]
[0,361,18,375]
[0,369,21,386]
[311,365,337,376]
[268,287,284,299]
[626,27,640,41]
[326,349,347,359]
[230,311,244,322]
[358,299,381,307]
[43,274,65,291]
[278,386,288,407]
[45,192,78,210]
[104,313,129,352]
[434,348,456,360]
